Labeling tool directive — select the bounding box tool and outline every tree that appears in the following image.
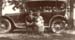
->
[0,0,3,16]
[69,0,74,29]
[11,0,26,13]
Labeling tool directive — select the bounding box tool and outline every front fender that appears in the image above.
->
[0,16,16,28]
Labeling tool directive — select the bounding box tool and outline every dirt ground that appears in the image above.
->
[0,30,75,40]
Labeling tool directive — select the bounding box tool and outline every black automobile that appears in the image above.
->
[0,0,69,33]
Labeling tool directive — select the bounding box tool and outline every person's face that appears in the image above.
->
[30,11,33,15]
[36,11,40,16]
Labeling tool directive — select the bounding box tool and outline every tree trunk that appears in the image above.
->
[69,0,74,29]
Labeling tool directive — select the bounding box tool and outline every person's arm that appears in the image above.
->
[40,16,44,23]
[25,16,33,26]
[25,20,33,26]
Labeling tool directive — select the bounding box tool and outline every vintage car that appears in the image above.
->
[0,1,69,33]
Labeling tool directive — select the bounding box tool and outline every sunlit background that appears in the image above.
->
[2,0,20,15]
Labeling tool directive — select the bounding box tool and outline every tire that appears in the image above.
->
[50,18,68,33]
[0,17,12,33]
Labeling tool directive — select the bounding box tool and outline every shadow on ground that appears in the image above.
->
[0,37,14,40]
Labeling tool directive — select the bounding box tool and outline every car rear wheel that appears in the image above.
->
[51,18,68,33]
[0,18,12,33]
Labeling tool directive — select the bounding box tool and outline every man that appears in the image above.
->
[25,10,45,34]
[25,11,35,31]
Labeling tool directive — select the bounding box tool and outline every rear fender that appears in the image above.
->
[49,15,67,27]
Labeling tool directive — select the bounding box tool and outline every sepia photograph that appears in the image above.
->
[0,0,75,40]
